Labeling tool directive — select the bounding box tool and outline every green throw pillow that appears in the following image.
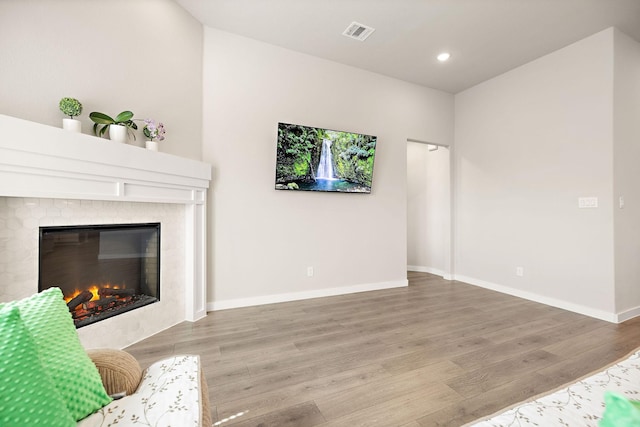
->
[0,305,75,427]
[600,391,640,427]
[0,288,112,421]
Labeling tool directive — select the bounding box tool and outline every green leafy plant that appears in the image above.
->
[59,97,82,119]
[89,111,138,140]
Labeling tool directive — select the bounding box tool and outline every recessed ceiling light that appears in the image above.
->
[437,52,451,62]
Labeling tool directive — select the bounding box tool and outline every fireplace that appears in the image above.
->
[38,223,160,328]
[2,114,210,348]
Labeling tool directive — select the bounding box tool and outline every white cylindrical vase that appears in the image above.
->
[62,118,81,133]
[109,125,128,143]
[145,140,159,151]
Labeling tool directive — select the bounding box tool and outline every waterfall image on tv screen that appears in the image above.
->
[275,122,377,193]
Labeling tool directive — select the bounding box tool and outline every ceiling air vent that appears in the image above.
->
[342,22,375,42]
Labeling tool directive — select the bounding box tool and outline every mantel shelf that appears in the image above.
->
[0,114,211,204]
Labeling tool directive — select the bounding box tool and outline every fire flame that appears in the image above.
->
[64,283,123,303]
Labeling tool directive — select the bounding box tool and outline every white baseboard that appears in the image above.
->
[206,275,640,324]
[407,265,448,278]
[207,279,408,311]
[616,306,640,323]
[454,274,619,323]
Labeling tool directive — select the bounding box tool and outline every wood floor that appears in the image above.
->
[125,272,640,426]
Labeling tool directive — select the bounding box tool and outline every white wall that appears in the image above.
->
[613,29,640,318]
[454,28,617,318]
[5,2,635,322]
[0,0,203,160]
[203,28,453,307]
[407,143,450,276]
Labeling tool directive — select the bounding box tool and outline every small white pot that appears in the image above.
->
[145,140,159,151]
[109,124,128,143]
[62,118,81,133]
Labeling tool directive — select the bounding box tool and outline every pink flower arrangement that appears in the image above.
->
[143,119,166,142]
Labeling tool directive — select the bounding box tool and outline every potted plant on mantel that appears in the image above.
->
[142,119,166,151]
[89,110,138,143]
[59,97,83,133]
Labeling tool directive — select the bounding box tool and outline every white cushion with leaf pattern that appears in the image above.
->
[77,355,203,427]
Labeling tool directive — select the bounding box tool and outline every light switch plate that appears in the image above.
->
[578,197,598,208]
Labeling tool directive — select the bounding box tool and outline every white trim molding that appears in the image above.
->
[616,306,640,323]
[454,274,618,323]
[407,265,452,280]
[0,114,212,323]
[208,279,408,311]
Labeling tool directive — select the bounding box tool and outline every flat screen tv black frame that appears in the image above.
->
[274,122,377,193]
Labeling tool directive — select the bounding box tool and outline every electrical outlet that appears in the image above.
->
[307,266,314,277]
[516,267,524,277]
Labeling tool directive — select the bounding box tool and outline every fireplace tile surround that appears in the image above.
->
[0,197,184,346]
[0,114,211,349]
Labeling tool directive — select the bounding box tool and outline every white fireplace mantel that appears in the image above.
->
[0,114,212,323]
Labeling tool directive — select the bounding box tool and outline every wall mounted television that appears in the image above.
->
[275,122,377,193]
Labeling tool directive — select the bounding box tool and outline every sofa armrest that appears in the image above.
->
[78,355,210,427]
[87,348,142,397]
[200,367,212,427]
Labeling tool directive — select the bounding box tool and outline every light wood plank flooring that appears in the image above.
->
[125,272,640,426]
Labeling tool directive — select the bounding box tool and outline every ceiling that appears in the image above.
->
[176,0,640,94]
